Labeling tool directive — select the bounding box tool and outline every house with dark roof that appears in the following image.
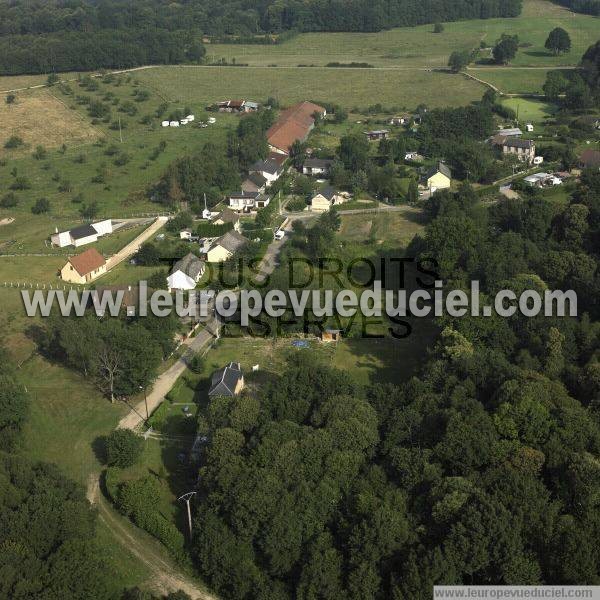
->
[425,162,452,192]
[364,130,390,141]
[249,155,285,185]
[311,185,344,212]
[60,247,107,284]
[167,252,205,291]
[242,172,268,194]
[502,138,536,164]
[267,101,326,155]
[206,230,249,263]
[212,207,241,232]
[208,362,244,397]
[216,100,259,113]
[228,191,271,212]
[302,158,334,176]
[580,149,600,170]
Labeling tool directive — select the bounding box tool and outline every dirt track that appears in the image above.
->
[87,474,217,600]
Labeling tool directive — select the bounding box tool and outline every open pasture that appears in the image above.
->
[136,66,486,110]
[0,89,100,155]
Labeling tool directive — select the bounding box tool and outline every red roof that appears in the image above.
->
[580,149,600,169]
[267,101,326,154]
[68,247,106,276]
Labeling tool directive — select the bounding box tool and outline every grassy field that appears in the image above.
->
[206,0,597,68]
[339,208,426,246]
[137,66,486,110]
[500,96,559,122]
[468,68,552,94]
[0,89,100,152]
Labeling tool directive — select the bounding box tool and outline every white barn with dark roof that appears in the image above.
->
[51,219,113,248]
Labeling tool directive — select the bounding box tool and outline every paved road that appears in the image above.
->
[105,216,168,271]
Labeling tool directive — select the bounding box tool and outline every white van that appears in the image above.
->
[275,230,285,240]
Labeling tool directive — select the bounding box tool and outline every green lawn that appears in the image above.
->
[339,208,426,246]
[136,66,486,110]
[206,0,597,68]
[500,96,558,123]
[468,68,552,95]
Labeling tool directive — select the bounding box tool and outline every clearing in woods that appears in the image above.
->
[0,89,100,153]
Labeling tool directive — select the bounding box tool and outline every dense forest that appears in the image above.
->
[0,0,522,73]
[554,0,600,16]
[190,165,600,598]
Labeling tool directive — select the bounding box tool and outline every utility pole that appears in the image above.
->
[118,116,123,143]
[178,491,197,539]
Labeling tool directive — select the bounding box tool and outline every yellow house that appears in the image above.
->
[60,247,107,284]
[206,230,248,263]
[426,162,451,192]
[310,186,343,212]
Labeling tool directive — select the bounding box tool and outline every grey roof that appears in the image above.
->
[247,172,268,188]
[504,138,534,149]
[304,158,334,169]
[214,207,240,224]
[427,162,451,179]
[171,252,205,279]
[315,185,337,201]
[70,224,98,240]
[209,362,243,397]
[250,157,282,175]
[214,230,248,253]
[229,191,260,200]
[498,128,523,137]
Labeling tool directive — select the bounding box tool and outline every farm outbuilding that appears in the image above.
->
[161,120,170,127]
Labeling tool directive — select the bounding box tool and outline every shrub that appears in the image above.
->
[5,93,15,104]
[189,353,204,374]
[4,135,24,149]
[31,197,50,214]
[0,192,18,208]
[10,176,31,190]
[32,145,47,160]
[104,429,143,468]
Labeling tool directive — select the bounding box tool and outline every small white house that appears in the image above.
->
[161,120,170,127]
[180,229,193,240]
[186,115,195,122]
[525,123,534,132]
[169,121,180,127]
[166,253,205,292]
[208,117,216,124]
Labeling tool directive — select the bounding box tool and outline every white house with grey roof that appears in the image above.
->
[208,362,244,397]
[50,219,113,248]
[249,156,284,185]
[302,158,334,176]
[166,252,205,292]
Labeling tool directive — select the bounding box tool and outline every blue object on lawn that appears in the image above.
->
[291,340,309,348]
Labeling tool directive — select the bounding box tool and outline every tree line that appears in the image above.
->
[0,0,523,74]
